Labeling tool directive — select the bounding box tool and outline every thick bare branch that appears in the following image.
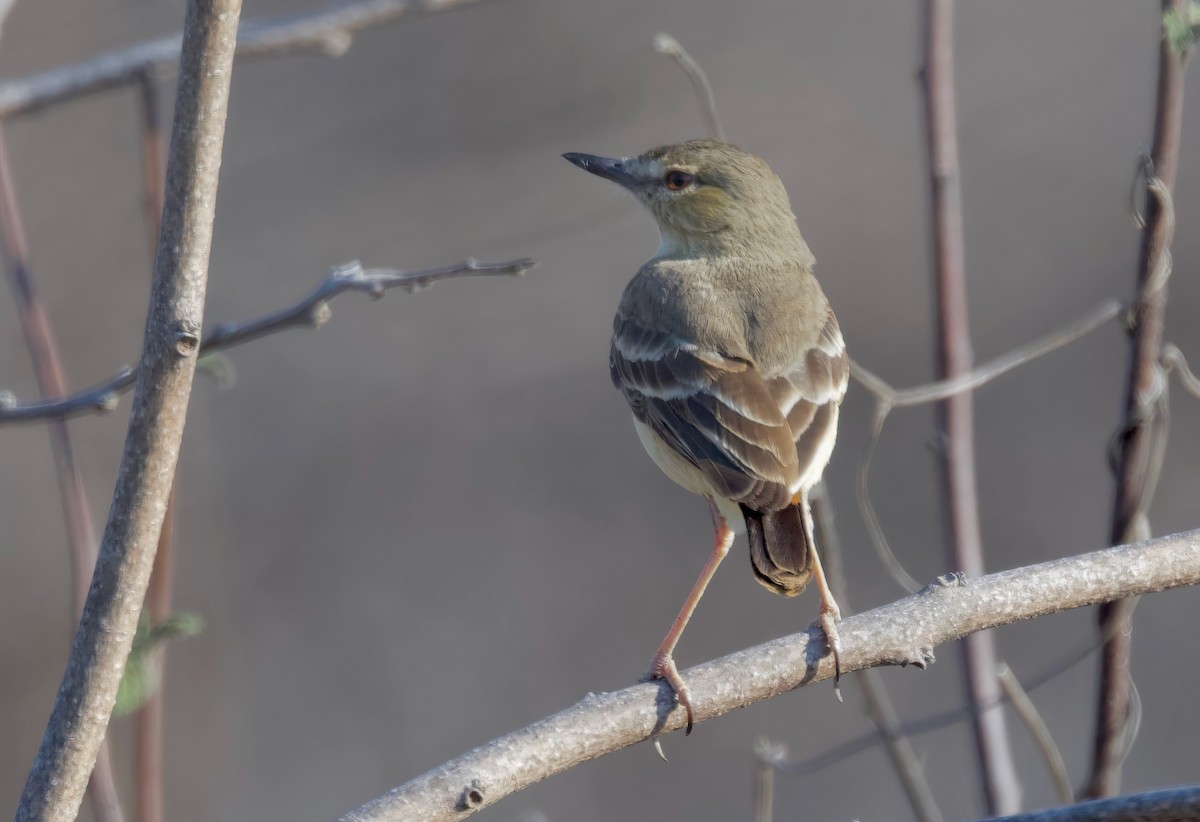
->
[338,530,1200,822]
[0,0,489,120]
[14,0,242,818]
[980,786,1200,822]
[0,258,534,424]
[1089,1,1192,798]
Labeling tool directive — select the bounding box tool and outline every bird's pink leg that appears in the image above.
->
[646,496,734,736]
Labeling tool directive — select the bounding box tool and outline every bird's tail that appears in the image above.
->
[742,501,813,597]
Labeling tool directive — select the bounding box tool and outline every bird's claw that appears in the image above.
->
[647,653,695,735]
[817,606,843,702]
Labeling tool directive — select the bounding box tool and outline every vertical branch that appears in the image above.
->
[1087,0,1192,798]
[920,0,1021,813]
[15,0,243,818]
[133,69,173,822]
[0,131,127,822]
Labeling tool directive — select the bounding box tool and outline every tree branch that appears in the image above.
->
[0,0,490,120]
[337,530,1200,822]
[920,1,1019,809]
[1088,2,1192,798]
[0,257,534,425]
[14,0,242,818]
[980,786,1200,822]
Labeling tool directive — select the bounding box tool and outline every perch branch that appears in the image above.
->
[1088,1,1191,797]
[921,0,1020,810]
[338,529,1200,822]
[14,0,242,818]
[0,257,534,424]
[979,786,1200,822]
[0,127,127,822]
[0,0,490,120]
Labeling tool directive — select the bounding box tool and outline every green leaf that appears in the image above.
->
[1163,3,1200,53]
[197,351,237,389]
[113,611,204,716]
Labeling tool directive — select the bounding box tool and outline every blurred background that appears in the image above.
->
[2,0,1198,819]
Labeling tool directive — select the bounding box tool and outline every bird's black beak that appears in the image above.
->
[562,152,640,190]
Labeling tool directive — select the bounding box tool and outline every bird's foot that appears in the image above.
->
[817,602,843,702]
[645,652,695,735]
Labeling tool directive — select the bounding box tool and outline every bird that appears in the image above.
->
[563,139,849,735]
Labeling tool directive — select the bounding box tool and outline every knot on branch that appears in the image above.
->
[457,780,485,811]
[172,326,200,357]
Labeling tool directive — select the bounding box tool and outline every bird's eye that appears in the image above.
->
[664,170,695,190]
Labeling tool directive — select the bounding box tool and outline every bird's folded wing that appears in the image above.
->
[611,313,800,510]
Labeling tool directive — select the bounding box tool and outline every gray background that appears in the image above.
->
[2,1,1199,819]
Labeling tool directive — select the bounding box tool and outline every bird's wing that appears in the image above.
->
[611,310,801,510]
[766,304,849,493]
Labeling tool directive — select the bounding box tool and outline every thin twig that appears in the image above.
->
[812,489,944,822]
[338,529,1200,821]
[14,1,243,818]
[921,1,1020,809]
[852,299,1122,594]
[133,68,171,822]
[0,126,127,822]
[0,257,535,424]
[998,664,1073,805]
[976,786,1200,822]
[0,0,492,120]
[1088,2,1192,798]
[653,33,726,141]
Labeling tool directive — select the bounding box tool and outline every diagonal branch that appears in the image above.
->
[0,0,492,120]
[0,257,535,425]
[338,530,1200,821]
[1088,2,1192,798]
[14,0,243,817]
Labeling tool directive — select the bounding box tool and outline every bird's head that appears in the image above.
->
[563,139,805,259]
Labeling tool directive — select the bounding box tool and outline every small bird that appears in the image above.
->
[564,140,848,734]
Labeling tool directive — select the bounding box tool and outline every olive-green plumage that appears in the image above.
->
[563,139,849,730]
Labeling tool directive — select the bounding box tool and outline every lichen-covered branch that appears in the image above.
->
[339,529,1200,822]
